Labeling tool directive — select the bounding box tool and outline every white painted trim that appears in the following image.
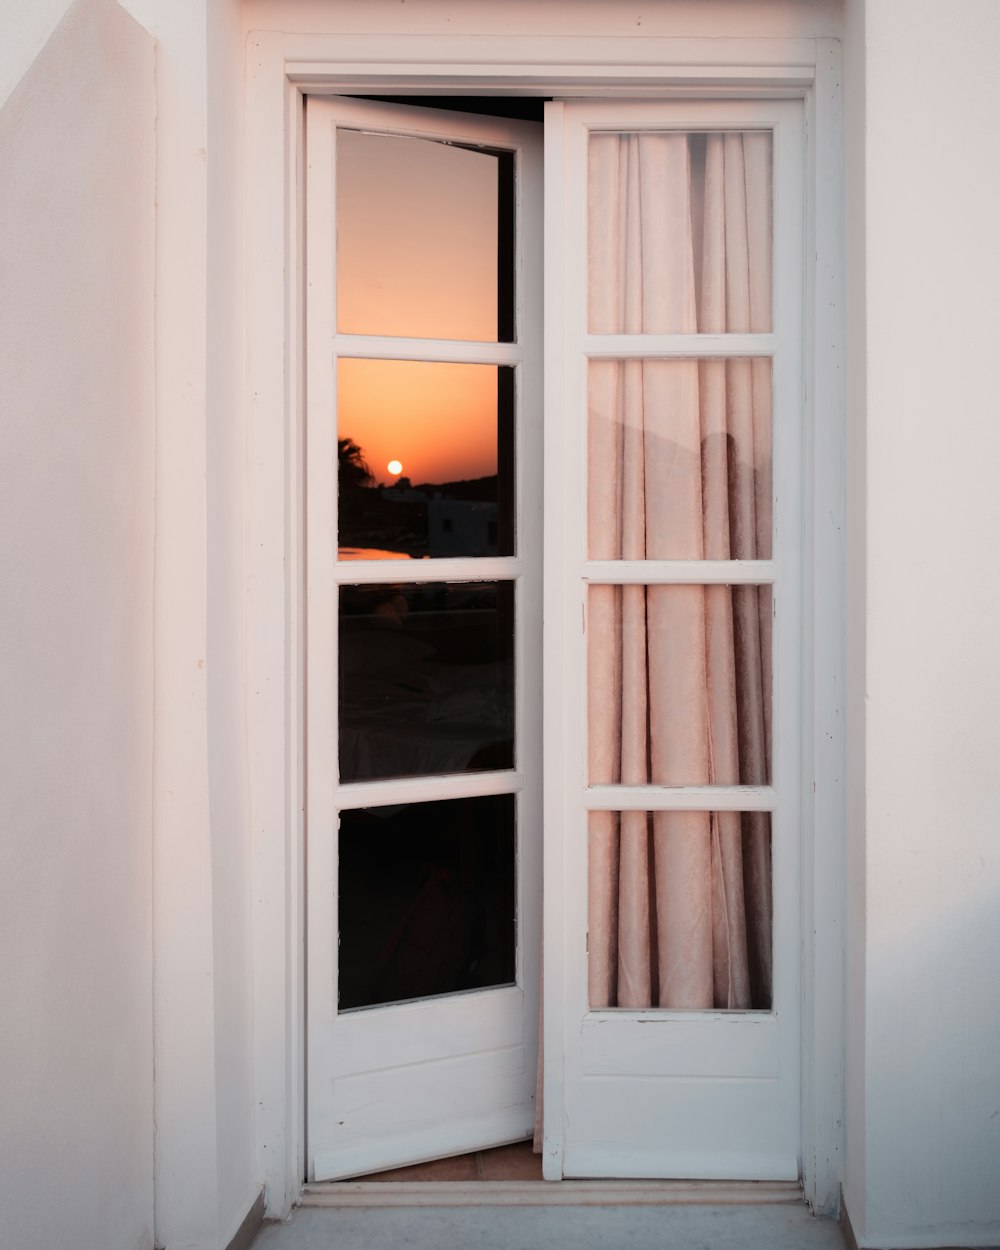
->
[800,37,847,1219]
[584,560,776,584]
[585,786,777,812]
[853,1237,1000,1250]
[278,33,819,88]
[584,333,776,357]
[334,558,526,585]
[244,28,843,1218]
[336,771,526,812]
[331,336,524,365]
[541,99,569,1183]
[245,33,306,1219]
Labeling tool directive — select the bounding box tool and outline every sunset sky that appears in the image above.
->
[336,128,502,485]
[337,358,499,487]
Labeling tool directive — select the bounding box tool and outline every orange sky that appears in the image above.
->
[336,128,501,483]
[338,359,498,486]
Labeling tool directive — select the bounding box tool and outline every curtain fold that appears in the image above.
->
[587,131,773,1011]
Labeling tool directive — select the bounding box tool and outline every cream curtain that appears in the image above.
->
[587,131,773,1011]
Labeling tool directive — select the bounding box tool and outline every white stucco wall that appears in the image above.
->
[0,0,260,1245]
[0,0,81,108]
[0,2,155,1247]
[243,0,843,38]
[147,0,260,1245]
[206,0,260,1238]
[843,1,1000,1245]
[5,0,998,1245]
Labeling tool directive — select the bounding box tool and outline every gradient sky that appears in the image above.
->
[337,358,498,487]
[336,128,501,484]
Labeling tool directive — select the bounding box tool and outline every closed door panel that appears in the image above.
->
[542,99,804,1181]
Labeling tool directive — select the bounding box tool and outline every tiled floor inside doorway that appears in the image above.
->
[351,1138,542,1183]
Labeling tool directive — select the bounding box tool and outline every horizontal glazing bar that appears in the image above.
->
[584,560,775,584]
[584,333,776,358]
[334,558,524,584]
[585,785,776,811]
[337,769,523,811]
[332,335,524,365]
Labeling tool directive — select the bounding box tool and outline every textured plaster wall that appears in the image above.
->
[0,0,78,108]
[206,0,259,1240]
[9,1,998,1245]
[244,0,843,38]
[0,1,156,1247]
[843,0,1000,1245]
[147,0,260,1244]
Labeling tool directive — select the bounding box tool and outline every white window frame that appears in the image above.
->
[244,30,845,1220]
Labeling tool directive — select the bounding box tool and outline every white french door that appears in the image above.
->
[305,93,805,1185]
[305,98,543,1182]
[542,99,804,1180]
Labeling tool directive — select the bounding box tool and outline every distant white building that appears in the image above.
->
[427,499,499,557]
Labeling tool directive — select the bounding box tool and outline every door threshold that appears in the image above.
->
[301,1179,803,1208]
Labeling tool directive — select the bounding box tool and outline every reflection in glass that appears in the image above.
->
[588,810,772,1011]
[338,359,514,560]
[588,359,772,560]
[337,128,513,341]
[339,581,515,783]
[588,131,772,335]
[588,583,771,787]
[339,794,517,1011]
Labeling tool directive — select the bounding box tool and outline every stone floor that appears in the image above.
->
[251,1200,844,1250]
[249,1143,845,1250]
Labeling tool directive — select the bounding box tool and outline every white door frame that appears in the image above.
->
[244,29,845,1220]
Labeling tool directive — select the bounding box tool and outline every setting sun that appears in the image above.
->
[338,359,499,486]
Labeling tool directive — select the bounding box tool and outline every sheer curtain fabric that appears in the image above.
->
[587,131,774,1011]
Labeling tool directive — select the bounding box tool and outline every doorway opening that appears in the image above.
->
[303,90,806,1187]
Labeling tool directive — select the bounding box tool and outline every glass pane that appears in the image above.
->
[338,359,514,560]
[337,128,513,341]
[588,131,772,334]
[339,794,517,1011]
[588,584,772,786]
[588,359,772,560]
[339,581,515,783]
[588,809,772,1011]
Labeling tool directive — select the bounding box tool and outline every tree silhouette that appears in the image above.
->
[338,437,374,490]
